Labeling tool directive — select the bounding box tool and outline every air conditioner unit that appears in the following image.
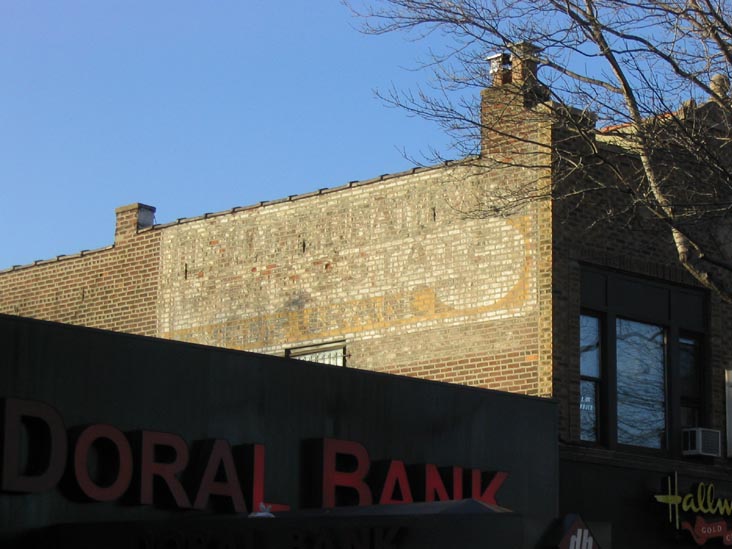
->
[682,428,721,457]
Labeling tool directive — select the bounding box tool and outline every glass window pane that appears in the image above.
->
[580,380,598,442]
[580,315,601,378]
[616,319,666,448]
[681,406,699,429]
[679,336,700,428]
[679,337,700,401]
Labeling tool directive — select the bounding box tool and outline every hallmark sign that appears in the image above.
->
[655,472,732,545]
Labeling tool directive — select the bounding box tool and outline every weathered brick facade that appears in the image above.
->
[154,164,550,396]
[1,171,552,394]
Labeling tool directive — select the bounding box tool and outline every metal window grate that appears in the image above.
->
[287,345,346,367]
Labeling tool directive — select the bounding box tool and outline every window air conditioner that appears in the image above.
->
[682,428,721,457]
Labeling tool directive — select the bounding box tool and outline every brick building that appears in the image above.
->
[2,49,732,547]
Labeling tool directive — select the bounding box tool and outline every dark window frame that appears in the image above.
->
[580,266,707,457]
[579,313,603,443]
[678,334,703,429]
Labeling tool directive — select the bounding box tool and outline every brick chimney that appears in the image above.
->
[480,42,550,157]
[115,203,156,244]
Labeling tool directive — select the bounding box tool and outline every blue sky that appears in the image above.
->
[0,1,452,269]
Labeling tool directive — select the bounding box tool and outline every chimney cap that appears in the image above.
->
[487,52,511,75]
[487,42,543,87]
[510,41,542,55]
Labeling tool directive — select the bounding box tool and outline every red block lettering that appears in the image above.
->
[322,438,372,507]
[140,431,191,508]
[74,424,132,501]
[379,460,413,504]
[193,439,246,513]
[250,443,290,511]
[1,398,67,493]
[471,470,508,505]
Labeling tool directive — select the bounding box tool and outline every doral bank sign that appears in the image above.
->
[1,398,508,513]
[0,314,558,549]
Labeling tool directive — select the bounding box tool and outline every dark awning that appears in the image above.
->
[12,499,524,549]
[274,498,513,517]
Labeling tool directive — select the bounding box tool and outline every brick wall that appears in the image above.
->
[156,162,551,395]
[0,170,551,399]
[2,55,728,452]
[0,53,555,398]
[550,137,732,446]
[0,204,160,336]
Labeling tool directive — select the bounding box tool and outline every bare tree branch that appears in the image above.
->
[347,0,732,302]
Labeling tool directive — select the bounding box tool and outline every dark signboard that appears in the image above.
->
[654,471,732,546]
[560,455,732,548]
[0,314,558,548]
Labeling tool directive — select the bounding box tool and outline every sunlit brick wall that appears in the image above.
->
[0,204,160,337]
[156,164,552,396]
